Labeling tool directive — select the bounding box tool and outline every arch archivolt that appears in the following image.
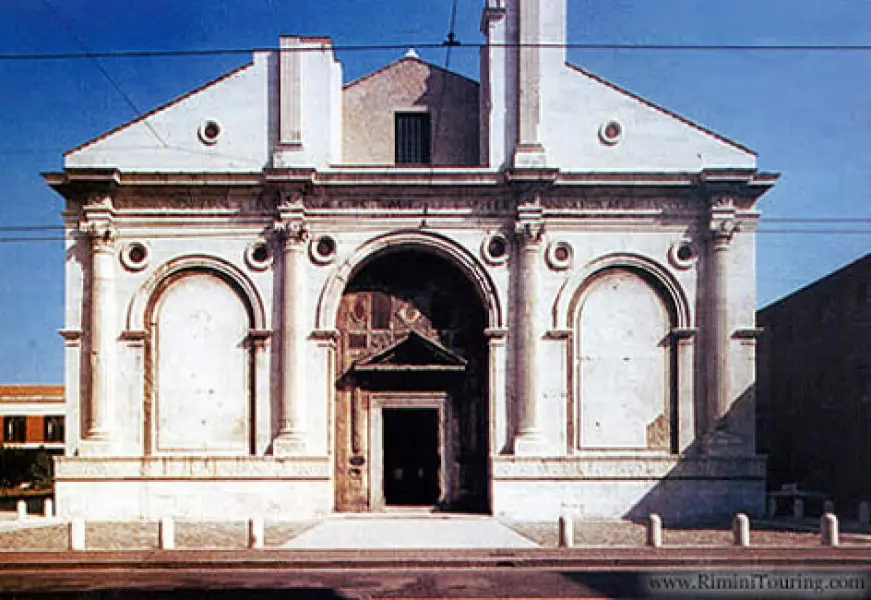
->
[552,252,692,332]
[126,253,267,334]
[316,229,504,331]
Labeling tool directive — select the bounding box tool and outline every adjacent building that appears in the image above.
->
[45,0,777,521]
[758,254,871,514]
[0,385,65,452]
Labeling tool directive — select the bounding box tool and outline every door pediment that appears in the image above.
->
[352,330,467,373]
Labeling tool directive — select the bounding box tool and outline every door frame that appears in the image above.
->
[369,392,451,510]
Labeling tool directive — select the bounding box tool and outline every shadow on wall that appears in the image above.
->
[623,383,764,527]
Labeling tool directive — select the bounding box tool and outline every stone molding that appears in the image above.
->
[55,457,331,480]
[492,456,766,480]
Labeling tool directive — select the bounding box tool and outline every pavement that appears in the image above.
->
[282,515,538,549]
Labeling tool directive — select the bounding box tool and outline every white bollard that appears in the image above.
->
[733,513,751,547]
[44,498,54,518]
[159,517,175,550]
[859,501,870,527]
[70,518,86,551]
[821,513,839,547]
[793,498,804,520]
[248,517,264,549]
[16,500,27,520]
[647,514,663,548]
[558,514,574,548]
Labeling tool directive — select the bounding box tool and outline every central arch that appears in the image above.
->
[330,239,493,513]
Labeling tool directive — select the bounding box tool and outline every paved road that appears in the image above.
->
[2,548,871,599]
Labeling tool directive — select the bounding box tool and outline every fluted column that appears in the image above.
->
[86,221,117,440]
[513,201,546,454]
[273,203,308,455]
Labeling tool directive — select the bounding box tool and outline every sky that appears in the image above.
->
[0,0,868,383]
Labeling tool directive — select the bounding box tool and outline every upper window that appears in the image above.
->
[395,113,431,165]
[44,416,65,443]
[4,416,26,443]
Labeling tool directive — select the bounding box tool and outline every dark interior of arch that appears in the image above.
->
[335,249,490,513]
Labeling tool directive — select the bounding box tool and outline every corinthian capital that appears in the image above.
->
[85,222,117,252]
[515,199,545,245]
[274,219,309,250]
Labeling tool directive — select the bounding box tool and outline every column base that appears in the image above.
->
[272,433,307,456]
[76,437,113,457]
[512,142,547,169]
[513,431,551,456]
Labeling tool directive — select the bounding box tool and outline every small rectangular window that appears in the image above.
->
[4,416,26,443]
[44,416,65,443]
[395,113,431,165]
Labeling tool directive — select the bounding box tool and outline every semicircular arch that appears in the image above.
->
[316,230,503,331]
[127,253,267,332]
[553,252,691,330]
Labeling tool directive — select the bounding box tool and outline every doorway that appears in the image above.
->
[383,408,440,506]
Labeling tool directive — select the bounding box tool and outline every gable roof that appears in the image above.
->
[565,62,756,157]
[343,56,479,90]
[65,61,255,157]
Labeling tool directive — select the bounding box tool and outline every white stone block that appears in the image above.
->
[821,513,839,547]
[16,500,27,520]
[159,517,175,550]
[44,498,54,518]
[70,518,86,551]
[558,514,573,548]
[647,514,662,548]
[733,513,750,547]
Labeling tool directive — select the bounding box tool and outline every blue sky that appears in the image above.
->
[0,0,868,383]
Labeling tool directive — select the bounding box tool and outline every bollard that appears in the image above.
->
[859,501,870,527]
[159,517,175,550]
[44,498,54,518]
[732,513,751,547]
[16,500,27,521]
[767,497,777,518]
[70,518,86,551]
[821,512,839,547]
[558,514,574,548]
[793,498,804,520]
[646,513,663,548]
[248,517,265,550]
[823,500,835,515]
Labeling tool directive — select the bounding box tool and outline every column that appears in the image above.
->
[513,202,546,454]
[274,216,308,455]
[87,222,117,440]
[708,216,737,430]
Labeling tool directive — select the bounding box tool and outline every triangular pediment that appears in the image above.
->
[352,331,467,372]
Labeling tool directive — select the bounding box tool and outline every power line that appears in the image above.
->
[3,42,871,62]
[39,0,167,148]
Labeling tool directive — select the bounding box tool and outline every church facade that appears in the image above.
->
[46,0,776,522]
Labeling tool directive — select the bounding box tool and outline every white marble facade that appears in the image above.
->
[46,0,776,522]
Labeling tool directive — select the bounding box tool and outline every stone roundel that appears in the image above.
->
[120,241,150,272]
[197,119,223,145]
[598,119,623,146]
[669,239,698,270]
[546,240,573,271]
[310,234,338,265]
[244,239,273,271]
[481,232,509,266]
